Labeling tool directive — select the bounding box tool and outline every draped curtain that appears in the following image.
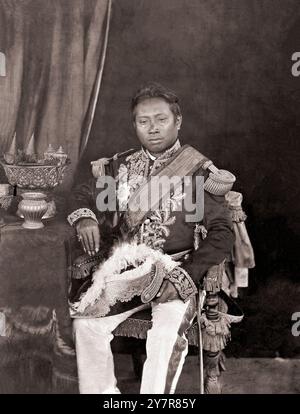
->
[0,0,111,188]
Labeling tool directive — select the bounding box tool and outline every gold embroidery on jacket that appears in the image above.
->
[120,141,183,248]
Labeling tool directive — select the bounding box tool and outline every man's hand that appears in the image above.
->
[155,280,180,304]
[76,218,100,256]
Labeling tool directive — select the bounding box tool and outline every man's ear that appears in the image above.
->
[176,115,182,130]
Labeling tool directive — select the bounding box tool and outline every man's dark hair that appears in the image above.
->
[131,82,181,120]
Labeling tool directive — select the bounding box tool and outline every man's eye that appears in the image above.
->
[158,118,167,122]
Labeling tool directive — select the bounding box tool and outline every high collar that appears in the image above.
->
[141,139,181,162]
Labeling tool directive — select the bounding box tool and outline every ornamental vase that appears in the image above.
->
[19,192,48,229]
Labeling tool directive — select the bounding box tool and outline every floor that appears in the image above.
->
[115,355,300,394]
[1,349,300,394]
[0,338,300,394]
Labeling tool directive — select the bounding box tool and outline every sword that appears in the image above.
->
[197,289,206,394]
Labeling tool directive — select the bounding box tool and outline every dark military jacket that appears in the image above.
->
[67,140,235,302]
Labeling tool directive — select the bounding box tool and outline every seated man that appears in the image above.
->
[67,82,235,394]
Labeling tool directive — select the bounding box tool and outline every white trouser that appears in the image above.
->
[73,298,196,394]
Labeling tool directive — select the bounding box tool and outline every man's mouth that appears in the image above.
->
[148,137,163,143]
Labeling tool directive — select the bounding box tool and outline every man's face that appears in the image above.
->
[133,97,182,154]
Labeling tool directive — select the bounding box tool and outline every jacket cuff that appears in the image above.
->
[165,266,198,302]
[67,208,98,226]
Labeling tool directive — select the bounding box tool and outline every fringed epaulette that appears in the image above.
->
[202,160,236,196]
[91,149,135,178]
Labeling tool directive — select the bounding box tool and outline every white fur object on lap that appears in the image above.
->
[72,242,178,314]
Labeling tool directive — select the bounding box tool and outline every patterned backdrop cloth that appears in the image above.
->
[0,211,78,393]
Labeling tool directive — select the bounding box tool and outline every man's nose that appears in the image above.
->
[148,120,159,133]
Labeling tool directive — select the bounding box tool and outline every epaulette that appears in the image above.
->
[202,159,236,196]
[91,149,135,178]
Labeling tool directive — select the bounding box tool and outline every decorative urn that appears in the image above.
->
[1,135,70,226]
[19,192,48,229]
